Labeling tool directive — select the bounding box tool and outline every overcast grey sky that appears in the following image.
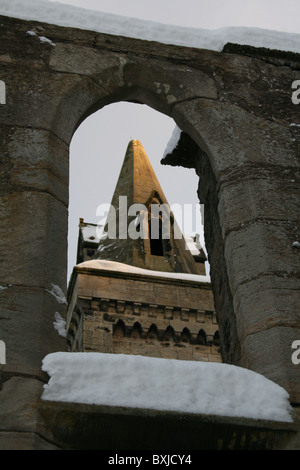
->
[51,0,300,33]
[53,0,300,279]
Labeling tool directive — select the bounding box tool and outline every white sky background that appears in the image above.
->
[54,0,300,280]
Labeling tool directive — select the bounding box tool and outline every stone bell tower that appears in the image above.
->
[66,140,220,362]
[95,139,206,275]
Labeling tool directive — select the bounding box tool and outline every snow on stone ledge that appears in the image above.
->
[53,312,66,338]
[41,352,293,423]
[46,283,67,304]
[76,259,211,283]
[0,0,300,54]
[163,125,182,158]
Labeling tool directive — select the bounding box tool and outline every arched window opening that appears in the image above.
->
[131,322,142,339]
[67,101,217,357]
[147,324,159,340]
[146,194,174,258]
[180,327,191,343]
[68,102,206,281]
[213,331,220,346]
[149,216,164,256]
[113,320,125,339]
[197,329,207,345]
[164,325,175,342]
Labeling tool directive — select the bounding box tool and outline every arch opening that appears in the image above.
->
[65,75,227,364]
[68,101,207,280]
[113,320,126,339]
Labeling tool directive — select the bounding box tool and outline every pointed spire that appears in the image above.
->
[95,140,201,275]
[131,139,168,205]
[109,139,168,207]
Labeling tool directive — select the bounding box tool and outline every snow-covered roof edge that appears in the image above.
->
[1,0,300,54]
[75,259,211,284]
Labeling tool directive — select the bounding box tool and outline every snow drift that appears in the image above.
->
[76,259,210,283]
[41,352,293,423]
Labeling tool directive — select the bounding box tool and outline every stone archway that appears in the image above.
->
[0,15,299,450]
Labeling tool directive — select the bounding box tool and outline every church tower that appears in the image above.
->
[66,141,220,363]
[95,139,205,275]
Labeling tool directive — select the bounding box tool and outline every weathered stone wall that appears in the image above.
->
[0,14,299,448]
[39,400,299,451]
[67,267,220,362]
[196,148,240,365]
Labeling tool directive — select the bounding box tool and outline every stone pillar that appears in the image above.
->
[0,17,109,448]
[173,99,300,403]
[0,124,68,449]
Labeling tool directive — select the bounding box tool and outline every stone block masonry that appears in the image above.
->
[0,13,299,449]
[66,267,220,363]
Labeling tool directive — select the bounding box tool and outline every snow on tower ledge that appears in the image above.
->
[0,0,300,54]
[76,259,211,283]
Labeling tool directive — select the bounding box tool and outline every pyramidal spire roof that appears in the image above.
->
[95,140,202,275]
[109,140,168,208]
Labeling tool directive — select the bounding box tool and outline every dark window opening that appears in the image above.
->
[180,327,191,343]
[131,322,142,339]
[213,331,220,346]
[113,320,125,338]
[164,325,175,342]
[197,329,207,345]
[147,324,159,340]
[149,217,164,256]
